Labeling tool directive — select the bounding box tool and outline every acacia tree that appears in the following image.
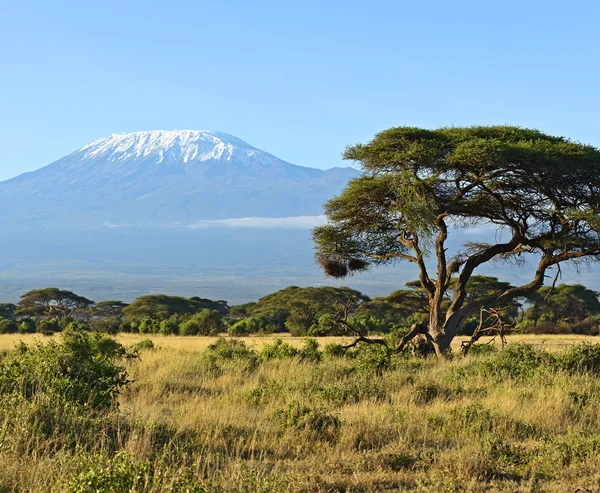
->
[16,288,93,319]
[313,126,600,356]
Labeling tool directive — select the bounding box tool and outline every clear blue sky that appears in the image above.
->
[1,0,599,181]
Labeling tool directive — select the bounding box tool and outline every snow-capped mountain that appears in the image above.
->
[0,130,357,228]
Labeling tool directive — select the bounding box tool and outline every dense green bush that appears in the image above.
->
[0,319,18,334]
[179,309,222,336]
[476,343,554,380]
[228,316,262,336]
[0,328,131,409]
[557,342,600,374]
[260,338,298,360]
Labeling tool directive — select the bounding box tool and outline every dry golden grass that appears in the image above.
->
[3,333,600,491]
[0,331,597,351]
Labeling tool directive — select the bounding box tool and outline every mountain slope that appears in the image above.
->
[0,130,357,228]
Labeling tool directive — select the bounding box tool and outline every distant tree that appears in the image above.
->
[16,288,93,319]
[189,297,230,316]
[249,286,368,335]
[314,126,600,356]
[123,295,223,322]
[0,303,17,320]
[229,302,257,320]
[524,284,600,327]
[91,301,129,319]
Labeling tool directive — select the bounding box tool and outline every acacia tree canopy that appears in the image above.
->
[16,288,93,319]
[313,126,600,356]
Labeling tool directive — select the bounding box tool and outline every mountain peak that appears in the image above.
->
[79,130,260,164]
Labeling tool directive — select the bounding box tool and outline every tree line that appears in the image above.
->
[1,280,600,338]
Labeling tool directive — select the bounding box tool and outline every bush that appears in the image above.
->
[228,317,261,336]
[18,319,36,334]
[66,453,152,493]
[353,343,396,376]
[129,339,156,352]
[204,338,258,361]
[0,328,131,409]
[557,342,600,374]
[477,343,554,380]
[138,318,160,334]
[260,339,298,360]
[159,319,178,335]
[179,309,222,336]
[0,319,18,334]
[298,338,321,361]
[272,401,341,441]
[322,342,347,358]
[35,319,60,334]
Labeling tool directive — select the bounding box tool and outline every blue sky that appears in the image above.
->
[1,0,599,181]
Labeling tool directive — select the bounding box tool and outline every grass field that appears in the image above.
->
[3,333,600,491]
[0,332,597,352]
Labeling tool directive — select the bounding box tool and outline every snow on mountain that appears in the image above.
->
[0,130,358,228]
[79,130,271,165]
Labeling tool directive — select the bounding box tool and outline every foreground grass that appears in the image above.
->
[3,336,600,491]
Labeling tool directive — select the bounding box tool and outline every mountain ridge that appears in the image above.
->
[0,130,358,227]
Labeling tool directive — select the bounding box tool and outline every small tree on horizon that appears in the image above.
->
[313,126,600,356]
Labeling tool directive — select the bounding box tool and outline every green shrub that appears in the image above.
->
[322,342,347,358]
[66,453,152,493]
[0,319,18,334]
[228,317,261,336]
[204,338,258,361]
[129,339,156,352]
[353,343,395,376]
[138,318,160,334]
[272,401,341,441]
[179,309,222,336]
[18,319,36,334]
[35,319,60,334]
[298,338,321,361]
[0,328,131,409]
[159,319,178,335]
[260,338,298,360]
[556,342,600,374]
[478,343,554,380]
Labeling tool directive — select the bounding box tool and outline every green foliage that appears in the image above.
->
[129,338,156,352]
[228,316,261,336]
[0,303,16,320]
[123,295,228,323]
[204,338,258,361]
[35,318,60,334]
[298,337,321,361]
[249,286,368,336]
[322,342,347,358]
[0,319,18,334]
[272,401,341,441]
[556,342,600,374]
[66,453,152,493]
[179,309,222,336]
[0,328,130,409]
[18,319,36,334]
[353,343,396,376]
[475,343,554,380]
[91,300,128,319]
[523,284,600,332]
[260,338,298,360]
[16,287,93,319]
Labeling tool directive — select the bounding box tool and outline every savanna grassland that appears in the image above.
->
[2,332,600,492]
